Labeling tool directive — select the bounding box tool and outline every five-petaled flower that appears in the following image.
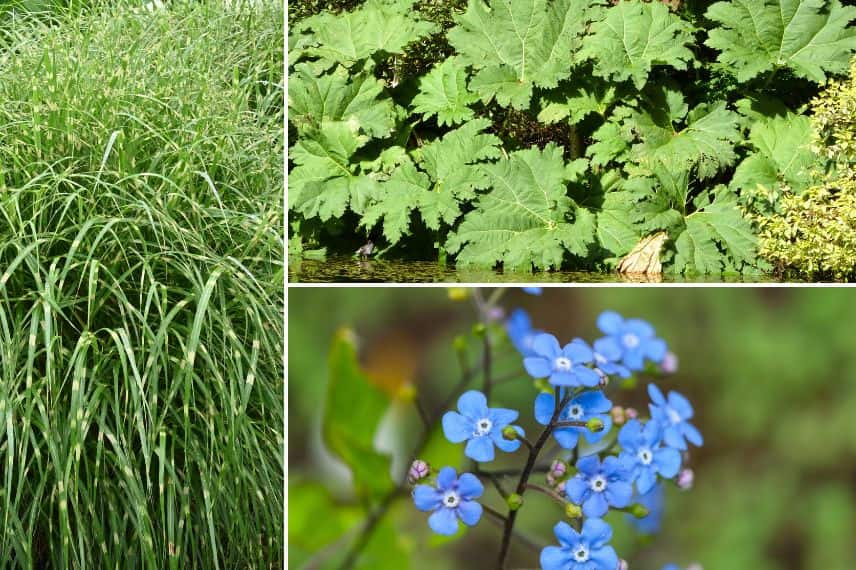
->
[540,518,619,570]
[592,337,631,378]
[566,455,633,518]
[648,384,703,451]
[596,311,667,371]
[618,419,681,494]
[412,467,483,535]
[442,390,524,462]
[523,333,600,387]
[505,308,543,357]
[534,390,612,450]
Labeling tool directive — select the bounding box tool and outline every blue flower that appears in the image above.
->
[534,390,612,450]
[566,455,633,518]
[592,337,631,378]
[629,484,664,534]
[523,333,600,387]
[505,309,543,357]
[522,287,542,295]
[617,419,681,494]
[442,390,523,462]
[540,518,619,570]
[596,311,667,371]
[648,384,703,451]
[412,467,483,535]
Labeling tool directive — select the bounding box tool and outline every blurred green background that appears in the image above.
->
[288,287,856,570]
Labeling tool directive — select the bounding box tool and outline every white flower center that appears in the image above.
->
[638,448,653,465]
[622,333,640,348]
[442,490,461,509]
[554,356,572,371]
[594,352,607,364]
[474,418,493,436]
[564,405,583,421]
[573,544,589,562]
[667,407,681,425]
[589,475,607,493]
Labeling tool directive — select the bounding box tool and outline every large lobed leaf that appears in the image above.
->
[446,144,596,269]
[673,190,757,274]
[732,112,816,194]
[288,63,398,139]
[296,0,437,66]
[579,0,696,90]
[411,57,479,126]
[289,121,379,221]
[448,0,604,109]
[705,0,856,84]
[628,100,742,180]
[360,120,502,243]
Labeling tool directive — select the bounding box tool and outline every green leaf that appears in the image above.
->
[629,102,742,179]
[673,190,757,274]
[448,0,603,109]
[288,64,398,139]
[586,120,631,166]
[418,118,502,200]
[595,192,641,256]
[538,76,618,125]
[288,480,361,567]
[446,144,596,269]
[411,58,479,126]
[579,0,696,90]
[289,121,380,220]
[298,0,437,66]
[705,0,856,84]
[732,112,816,193]
[323,328,394,500]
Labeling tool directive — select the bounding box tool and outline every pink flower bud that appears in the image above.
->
[610,405,626,426]
[624,407,639,420]
[556,481,566,497]
[549,459,567,478]
[408,459,430,484]
[677,468,694,490]
[661,351,678,374]
[546,473,556,487]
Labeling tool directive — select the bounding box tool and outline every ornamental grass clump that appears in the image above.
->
[0,0,284,566]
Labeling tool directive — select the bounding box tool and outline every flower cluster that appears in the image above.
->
[411,307,703,569]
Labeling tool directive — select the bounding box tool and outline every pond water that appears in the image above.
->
[288,256,792,283]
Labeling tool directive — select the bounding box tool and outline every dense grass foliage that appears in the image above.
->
[288,0,856,278]
[0,0,284,566]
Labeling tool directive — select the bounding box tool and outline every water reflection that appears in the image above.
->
[288,256,787,283]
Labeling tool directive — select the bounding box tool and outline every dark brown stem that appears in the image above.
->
[496,392,572,569]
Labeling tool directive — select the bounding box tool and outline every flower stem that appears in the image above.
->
[496,392,571,569]
[524,482,567,506]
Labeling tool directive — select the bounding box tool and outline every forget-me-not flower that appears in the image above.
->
[592,337,631,378]
[534,390,612,450]
[442,390,523,462]
[412,466,483,535]
[618,419,681,494]
[523,333,600,387]
[596,311,667,371]
[648,384,703,451]
[522,287,543,295]
[566,455,633,518]
[505,309,543,357]
[540,518,619,570]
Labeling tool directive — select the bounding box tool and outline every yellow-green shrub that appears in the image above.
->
[757,59,856,279]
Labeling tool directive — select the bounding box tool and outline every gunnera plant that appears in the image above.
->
[0,0,284,567]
